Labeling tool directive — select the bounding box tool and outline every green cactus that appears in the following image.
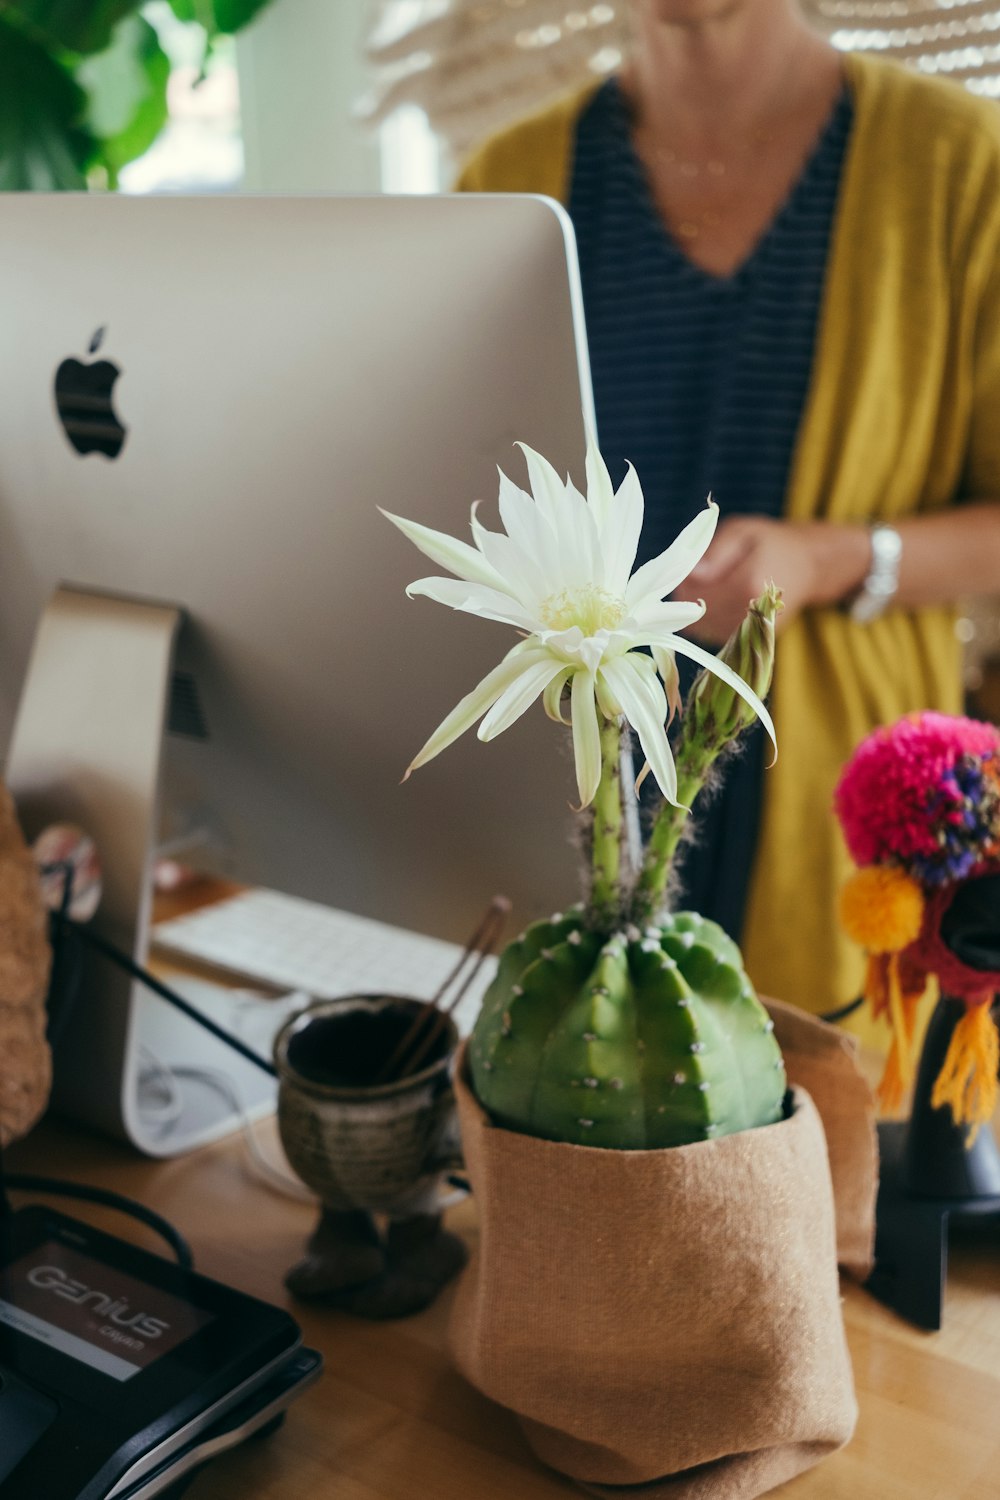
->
[470,909,785,1149]
[388,437,786,1151]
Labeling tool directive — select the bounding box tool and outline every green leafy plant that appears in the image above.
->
[0,0,273,190]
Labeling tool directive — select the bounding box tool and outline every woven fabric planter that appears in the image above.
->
[449,1047,859,1499]
[0,781,52,1149]
[762,997,877,1281]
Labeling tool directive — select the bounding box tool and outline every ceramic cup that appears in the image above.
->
[274,994,464,1219]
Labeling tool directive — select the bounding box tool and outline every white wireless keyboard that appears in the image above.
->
[151,888,497,1038]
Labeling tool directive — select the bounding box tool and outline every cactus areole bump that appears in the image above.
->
[469,911,785,1148]
[388,435,785,1150]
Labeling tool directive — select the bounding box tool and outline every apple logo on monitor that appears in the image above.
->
[54,327,127,459]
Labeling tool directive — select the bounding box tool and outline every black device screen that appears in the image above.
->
[0,1207,298,1421]
[0,1209,303,1500]
[0,1237,216,1382]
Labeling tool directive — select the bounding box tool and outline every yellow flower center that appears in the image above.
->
[539,584,627,635]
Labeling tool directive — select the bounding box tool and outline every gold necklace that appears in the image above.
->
[625,43,828,244]
[651,125,775,177]
[641,126,778,242]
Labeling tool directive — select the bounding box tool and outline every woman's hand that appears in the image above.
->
[673,515,869,645]
[672,503,1000,646]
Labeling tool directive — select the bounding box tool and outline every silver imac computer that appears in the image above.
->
[0,192,596,1155]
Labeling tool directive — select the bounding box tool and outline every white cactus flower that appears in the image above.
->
[382,432,775,808]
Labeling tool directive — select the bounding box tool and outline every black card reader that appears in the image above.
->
[0,1207,321,1500]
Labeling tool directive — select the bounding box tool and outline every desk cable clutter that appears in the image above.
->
[6,820,502,1244]
[27,835,325,1207]
[0,808,325,1500]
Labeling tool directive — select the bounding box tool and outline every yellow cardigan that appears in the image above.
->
[457,53,1000,1030]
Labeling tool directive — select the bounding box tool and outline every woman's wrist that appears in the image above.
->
[799,522,873,609]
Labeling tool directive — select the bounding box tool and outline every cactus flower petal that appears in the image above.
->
[405,574,538,630]
[542,668,574,724]
[652,632,778,763]
[571,669,602,807]
[479,659,567,742]
[584,426,616,530]
[496,468,564,576]
[598,463,645,593]
[601,657,679,806]
[625,501,719,616]
[404,643,549,778]
[651,647,682,724]
[470,504,551,606]
[542,669,575,726]
[379,507,509,593]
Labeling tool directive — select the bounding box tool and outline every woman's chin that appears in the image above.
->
[633,0,762,27]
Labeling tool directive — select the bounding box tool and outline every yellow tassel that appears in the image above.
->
[866,952,889,1020]
[843,868,927,1114]
[930,1003,1000,1141]
[871,954,926,1116]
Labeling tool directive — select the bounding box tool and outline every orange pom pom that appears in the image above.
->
[838,865,924,954]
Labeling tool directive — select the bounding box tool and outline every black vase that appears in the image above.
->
[868,992,1000,1327]
[902,994,1000,1199]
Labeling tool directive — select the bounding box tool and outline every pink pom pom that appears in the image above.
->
[833,711,1000,867]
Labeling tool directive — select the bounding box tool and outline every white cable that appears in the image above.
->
[167,1064,316,1204]
[136,1045,185,1133]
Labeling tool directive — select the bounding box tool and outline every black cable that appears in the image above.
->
[5,869,273,1276]
[0,1144,13,1222]
[41,858,277,1078]
[67,921,278,1079]
[819,996,864,1024]
[2,1173,194,1269]
[40,861,86,1049]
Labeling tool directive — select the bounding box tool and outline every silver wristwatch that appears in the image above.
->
[848,525,902,624]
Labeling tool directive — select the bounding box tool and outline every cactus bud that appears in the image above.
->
[685,583,783,757]
[629,585,782,925]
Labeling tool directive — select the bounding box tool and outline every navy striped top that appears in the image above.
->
[568,80,854,939]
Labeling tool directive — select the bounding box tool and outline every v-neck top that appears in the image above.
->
[568,78,854,559]
[567,81,854,939]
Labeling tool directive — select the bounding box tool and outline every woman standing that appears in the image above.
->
[456,0,1000,1023]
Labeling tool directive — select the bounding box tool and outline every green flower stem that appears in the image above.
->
[630,585,781,927]
[631,742,715,925]
[590,718,623,931]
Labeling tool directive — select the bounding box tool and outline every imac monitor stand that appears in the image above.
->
[0,193,596,1155]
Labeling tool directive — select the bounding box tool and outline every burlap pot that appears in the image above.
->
[762,997,877,1281]
[449,1050,858,1500]
[0,781,52,1150]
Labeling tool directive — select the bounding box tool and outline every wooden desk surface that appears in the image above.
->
[6,1107,1000,1500]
